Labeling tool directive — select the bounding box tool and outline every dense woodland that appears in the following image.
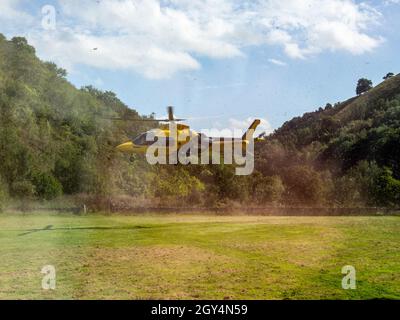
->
[0,35,399,211]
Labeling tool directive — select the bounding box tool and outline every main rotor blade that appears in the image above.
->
[102,117,186,122]
[167,106,174,121]
[102,117,157,121]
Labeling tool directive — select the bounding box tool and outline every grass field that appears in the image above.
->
[0,214,399,300]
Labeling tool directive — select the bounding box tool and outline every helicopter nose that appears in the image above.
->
[116,141,135,152]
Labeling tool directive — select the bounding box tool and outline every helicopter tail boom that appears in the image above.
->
[242,119,261,140]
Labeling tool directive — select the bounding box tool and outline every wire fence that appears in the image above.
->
[5,205,400,216]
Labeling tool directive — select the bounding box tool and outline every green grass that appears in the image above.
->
[0,214,399,300]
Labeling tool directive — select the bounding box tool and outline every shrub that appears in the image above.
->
[371,167,400,207]
[11,180,36,199]
[253,174,285,204]
[32,173,63,200]
[282,165,327,205]
[0,176,9,211]
[11,180,35,212]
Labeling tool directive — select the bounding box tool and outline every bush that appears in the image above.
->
[32,173,63,200]
[282,165,328,205]
[338,161,400,207]
[371,167,400,207]
[11,180,36,199]
[11,180,35,212]
[151,167,205,199]
[0,176,9,211]
[333,175,364,206]
[253,174,285,204]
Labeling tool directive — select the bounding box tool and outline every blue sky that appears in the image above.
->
[1,0,400,135]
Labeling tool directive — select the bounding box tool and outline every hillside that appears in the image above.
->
[272,74,400,152]
[256,74,400,206]
[0,34,399,209]
[270,73,400,176]
[0,35,155,202]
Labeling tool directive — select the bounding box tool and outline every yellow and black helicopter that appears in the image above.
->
[114,106,263,159]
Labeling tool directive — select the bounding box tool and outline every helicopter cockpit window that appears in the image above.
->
[133,133,155,146]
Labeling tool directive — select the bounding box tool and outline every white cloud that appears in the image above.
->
[229,117,273,137]
[0,0,384,79]
[0,0,34,33]
[0,0,25,20]
[258,0,383,57]
[268,58,287,66]
[202,117,272,138]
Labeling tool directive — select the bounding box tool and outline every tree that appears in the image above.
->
[11,37,35,54]
[32,173,63,200]
[383,72,395,80]
[0,175,9,212]
[282,165,328,205]
[371,167,400,207]
[252,174,285,204]
[10,181,35,212]
[45,62,67,78]
[11,181,35,198]
[356,78,373,96]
